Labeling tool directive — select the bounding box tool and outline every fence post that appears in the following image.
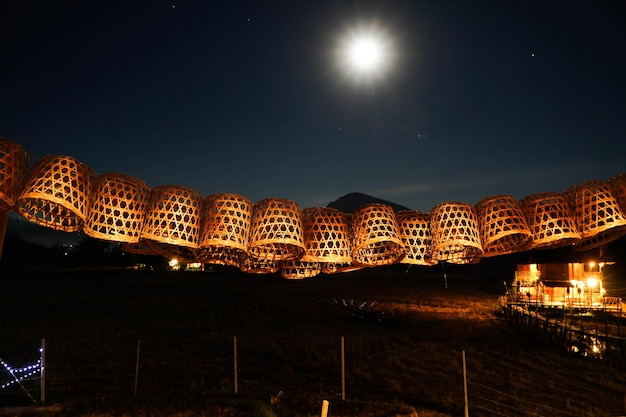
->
[233,336,238,394]
[462,350,469,417]
[40,338,45,405]
[341,336,345,401]
[134,339,141,397]
[321,399,329,417]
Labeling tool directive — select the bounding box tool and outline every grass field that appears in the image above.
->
[2,263,626,416]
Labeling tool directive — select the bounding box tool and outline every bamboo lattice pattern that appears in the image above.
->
[280,260,321,279]
[301,207,352,263]
[140,185,203,248]
[199,193,252,265]
[17,155,94,232]
[519,192,581,250]
[564,180,626,251]
[608,173,626,215]
[120,240,160,256]
[396,210,436,266]
[350,203,405,266]
[320,262,363,274]
[240,247,280,274]
[475,195,532,257]
[84,173,151,243]
[248,198,304,261]
[0,137,29,209]
[430,202,483,264]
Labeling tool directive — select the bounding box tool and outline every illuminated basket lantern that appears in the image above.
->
[430,202,483,264]
[140,185,203,255]
[248,198,305,262]
[83,173,150,243]
[564,180,626,251]
[350,203,405,266]
[475,195,532,257]
[396,210,436,266]
[17,155,94,232]
[320,262,363,274]
[198,193,252,267]
[519,192,580,250]
[608,172,626,213]
[300,207,352,263]
[0,137,30,209]
[280,260,321,279]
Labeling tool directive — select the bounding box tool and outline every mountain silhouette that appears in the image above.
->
[327,192,411,213]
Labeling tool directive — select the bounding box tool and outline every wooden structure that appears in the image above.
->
[519,192,581,250]
[475,195,531,257]
[17,155,94,232]
[350,203,405,266]
[140,185,203,248]
[564,180,626,251]
[0,137,30,209]
[396,210,436,266]
[198,193,252,266]
[248,198,304,262]
[300,207,352,263]
[280,260,321,279]
[84,173,150,243]
[430,202,483,264]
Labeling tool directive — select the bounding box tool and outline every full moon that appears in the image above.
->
[336,25,394,82]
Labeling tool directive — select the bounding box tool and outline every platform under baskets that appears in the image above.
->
[519,192,581,250]
[84,173,151,243]
[350,203,405,267]
[396,210,436,266]
[0,137,29,209]
[475,195,532,257]
[564,179,626,251]
[429,202,483,265]
[17,155,94,232]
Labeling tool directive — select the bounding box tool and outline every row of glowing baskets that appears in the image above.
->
[2,137,626,279]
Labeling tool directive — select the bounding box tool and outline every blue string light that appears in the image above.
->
[0,358,42,389]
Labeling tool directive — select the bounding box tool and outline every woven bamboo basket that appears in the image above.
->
[320,262,363,274]
[608,172,626,213]
[519,192,580,249]
[17,155,94,232]
[140,185,203,248]
[396,210,436,266]
[280,260,321,279]
[564,180,626,251]
[198,193,252,265]
[475,195,532,257]
[239,248,280,274]
[248,198,304,261]
[429,202,483,264]
[0,137,30,209]
[350,203,405,266]
[83,173,150,243]
[301,207,352,263]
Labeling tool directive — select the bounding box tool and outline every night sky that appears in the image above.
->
[2,0,625,213]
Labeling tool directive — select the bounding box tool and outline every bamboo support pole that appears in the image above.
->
[321,399,329,417]
[40,338,46,405]
[0,209,8,260]
[462,350,469,417]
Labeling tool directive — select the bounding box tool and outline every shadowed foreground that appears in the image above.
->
[1,264,626,416]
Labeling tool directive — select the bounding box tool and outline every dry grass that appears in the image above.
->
[1,263,626,416]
